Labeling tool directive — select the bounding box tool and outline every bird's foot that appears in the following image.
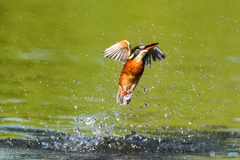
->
[127,90,132,95]
[122,86,132,95]
[123,90,132,95]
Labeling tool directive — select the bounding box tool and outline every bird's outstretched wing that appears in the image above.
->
[102,40,131,61]
[144,46,165,67]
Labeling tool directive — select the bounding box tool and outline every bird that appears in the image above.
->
[102,40,165,105]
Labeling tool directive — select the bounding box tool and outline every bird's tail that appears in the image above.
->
[116,91,132,105]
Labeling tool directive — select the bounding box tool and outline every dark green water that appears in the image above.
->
[0,0,240,159]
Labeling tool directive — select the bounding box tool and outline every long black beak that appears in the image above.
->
[144,43,159,50]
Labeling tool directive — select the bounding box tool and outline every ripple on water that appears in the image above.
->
[1,129,240,159]
[0,98,25,104]
[230,75,240,81]
[17,50,55,61]
[227,56,240,63]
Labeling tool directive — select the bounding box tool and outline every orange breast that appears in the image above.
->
[118,58,145,89]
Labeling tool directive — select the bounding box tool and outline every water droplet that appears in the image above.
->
[92,129,101,136]
[164,113,168,118]
[233,88,237,90]
[73,127,80,133]
[134,9,136,11]
[142,87,146,94]
[74,105,78,109]
[99,121,102,128]
[84,117,97,125]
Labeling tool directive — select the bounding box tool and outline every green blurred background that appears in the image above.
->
[0,0,239,139]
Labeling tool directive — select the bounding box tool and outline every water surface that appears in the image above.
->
[0,0,240,159]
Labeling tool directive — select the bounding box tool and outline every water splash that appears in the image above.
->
[74,117,97,126]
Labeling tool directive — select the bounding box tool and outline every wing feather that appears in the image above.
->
[102,40,131,61]
[117,50,123,61]
[144,46,165,67]
[114,49,123,61]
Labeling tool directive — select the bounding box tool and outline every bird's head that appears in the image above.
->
[129,43,159,60]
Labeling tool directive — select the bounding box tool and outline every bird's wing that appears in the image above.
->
[102,40,131,61]
[144,46,165,67]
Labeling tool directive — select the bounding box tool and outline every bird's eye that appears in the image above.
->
[139,46,144,49]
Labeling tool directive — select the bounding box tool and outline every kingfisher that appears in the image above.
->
[102,40,165,105]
